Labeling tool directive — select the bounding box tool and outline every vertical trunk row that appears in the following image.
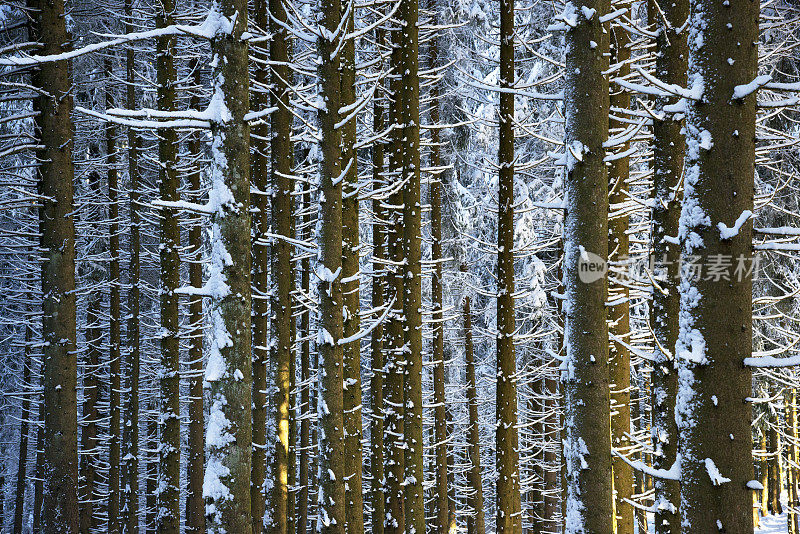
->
[428,22,450,534]
[676,0,758,530]
[29,0,79,529]
[463,283,486,534]
[496,0,521,529]
[340,3,365,531]
[648,0,687,532]
[122,0,141,526]
[315,0,346,528]
[400,0,425,526]
[204,0,253,530]
[787,389,800,533]
[607,17,632,534]
[562,2,613,532]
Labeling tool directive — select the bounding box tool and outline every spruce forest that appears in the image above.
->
[1,0,800,533]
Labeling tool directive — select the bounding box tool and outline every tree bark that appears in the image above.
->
[399,0,425,527]
[648,0,687,531]
[562,2,613,532]
[607,18,633,534]
[463,288,486,534]
[186,55,206,534]
[428,23,449,534]
[340,4,365,531]
[496,0,522,530]
[204,0,253,530]
[676,0,758,530]
[315,0,345,529]
[30,0,79,529]
[13,319,33,534]
[122,0,142,526]
[155,0,180,528]
[369,35,386,534]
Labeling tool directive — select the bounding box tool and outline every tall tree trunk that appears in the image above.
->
[496,0,521,530]
[33,378,45,533]
[384,26,406,534]
[298,182,311,534]
[369,41,386,534]
[768,417,782,515]
[186,56,206,534]
[122,0,141,526]
[562,2,613,532]
[80,173,103,534]
[13,320,33,534]
[463,285,485,534]
[607,17,632,534]
[399,0,425,527]
[251,0,270,529]
[265,0,294,527]
[106,54,122,534]
[204,0,253,528]
[676,0,758,530]
[315,0,345,529]
[340,3,365,531]
[789,389,800,532]
[29,0,79,529]
[155,0,180,528]
[648,0,687,531]
[428,23,449,534]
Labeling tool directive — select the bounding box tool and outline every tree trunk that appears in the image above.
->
[80,170,103,534]
[186,55,206,534]
[266,0,294,527]
[400,0,425,527]
[562,2,613,532]
[607,18,632,534]
[315,0,346,530]
[105,53,122,534]
[369,47,386,534]
[463,286,485,534]
[384,27,406,534]
[30,0,79,529]
[428,21,449,534]
[155,0,180,528]
[122,0,141,526]
[298,182,311,534]
[496,0,522,530]
[204,0,253,530]
[251,0,270,529]
[648,0,687,531]
[676,0,758,530]
[340,4,365,531]
[13,319,33,534]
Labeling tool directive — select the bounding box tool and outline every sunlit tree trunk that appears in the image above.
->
[315,0,345,529]
[340,3,365,531]
[463,284,485,534]
[562,2,613,532]
[607,18,632,534]
[676,0,758,530]
[204,0,253,530]
[496,0,521,530]
[648,0,687,531]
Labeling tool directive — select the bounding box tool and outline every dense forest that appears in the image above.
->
[0,0,800,533]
